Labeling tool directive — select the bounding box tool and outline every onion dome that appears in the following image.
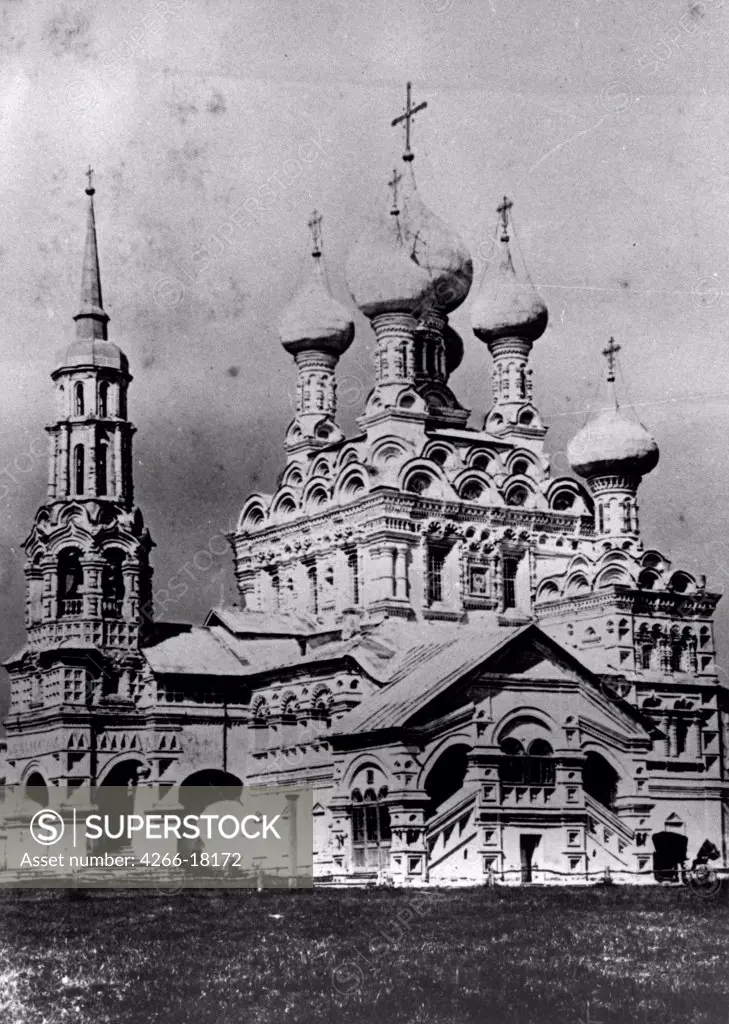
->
[398,168,473,314]
[568,407,659,480]
[279,240,354,356]
[443,323,464,376]
[346,202,432,318]
[471,198,547,344]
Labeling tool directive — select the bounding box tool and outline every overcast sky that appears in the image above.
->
[1,0,729,718]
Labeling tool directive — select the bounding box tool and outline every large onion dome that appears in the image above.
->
[398,168,473,314]
[568,407,659,479]
[471,230,548,344]
[346,204,432,318]
[279,248,354,356]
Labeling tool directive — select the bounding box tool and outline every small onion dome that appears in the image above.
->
[567,408,659,479]
[57,338,129,374]
[346,208,432,318]
[279,254,354,356]
[471,238,548,344]
[443,323,464,376]
[399,175,473,313]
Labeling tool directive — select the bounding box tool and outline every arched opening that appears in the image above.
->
[93,758,148,853]
[25,771,49,807]
[351,786,391,871]
[98,381,109,418]
[74,381,85,416]
[424,744,470,818]
[582,751,619,811]
[97,441,108,496]
[58,548,83,617]
[178,770,244,815]
[505,485,528,507]
[498,738,555,786]
[552,491,575,511]
[74,444,85,495]
[101,549,125,618]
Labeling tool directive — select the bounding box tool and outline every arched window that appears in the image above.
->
[621,499,631,532]
[98,382,109,418]
[351,786,391,870]
[505,485,528,507]
[97,441,108,496]
[74,382,85,416]
[498,738,555,786]
[74,445,85,495]
[101,550,125,617]
[552,491,575,511]
[670,643,683,673]
[58,549,83,617]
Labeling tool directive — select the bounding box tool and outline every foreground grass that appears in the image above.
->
[0,885,728,1023]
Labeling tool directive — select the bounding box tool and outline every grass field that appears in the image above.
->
[1,884,728,1024]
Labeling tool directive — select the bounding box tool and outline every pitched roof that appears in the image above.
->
[336,622,527,735]
[204,607,322,637]
[143,627,247,676]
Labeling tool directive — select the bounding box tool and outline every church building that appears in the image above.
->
[2,88,727,885]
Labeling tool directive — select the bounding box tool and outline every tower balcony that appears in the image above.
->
[101,598,123,618]
[58,598,83,617]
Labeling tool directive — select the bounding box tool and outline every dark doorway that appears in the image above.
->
[582,752,619,811]
[652,831,688,882]
[520,834,540,883]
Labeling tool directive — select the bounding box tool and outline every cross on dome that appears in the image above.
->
[85,165,95,196]
[388,167,402,214]
[308,209,323,257]
[391,81,427,162]
[602,336,621,384]
[497,195,513,242]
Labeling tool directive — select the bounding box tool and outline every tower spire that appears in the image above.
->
[73,167,109,341]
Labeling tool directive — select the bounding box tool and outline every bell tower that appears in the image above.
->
[4,174,154,786]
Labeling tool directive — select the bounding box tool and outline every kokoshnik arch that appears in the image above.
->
[2,87,726,886]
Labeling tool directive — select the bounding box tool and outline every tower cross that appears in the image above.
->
[391,81,427,162]
[388,167,402,213]
[602,336,621,383]
[85,165,95,196]
[308,209,323,256]
[497,195,513,241]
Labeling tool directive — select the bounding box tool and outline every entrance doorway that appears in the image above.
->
[520,834,541,883]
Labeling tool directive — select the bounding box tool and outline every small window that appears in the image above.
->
[427,547,447,604]
[502,557,518,609]
[98,381,109,418]
[553,492,575,511]
[307,564,318,616]
[97,442,108,496]
[74,445,85,495]
[347,549,360,606]
[506,486,528,507]
[74,382,85,416]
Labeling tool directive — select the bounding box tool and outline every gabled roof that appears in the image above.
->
[204,606,324,638]
[335,622,639,737]
[143,627,248,676]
